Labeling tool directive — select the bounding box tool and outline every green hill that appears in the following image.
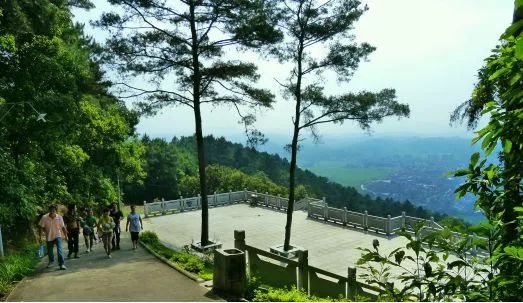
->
[124,135,443,220]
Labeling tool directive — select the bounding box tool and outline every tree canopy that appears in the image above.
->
[0,0,144,246]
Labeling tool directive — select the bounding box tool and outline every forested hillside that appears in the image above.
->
[0,0,144,246]
[124,135,443,220]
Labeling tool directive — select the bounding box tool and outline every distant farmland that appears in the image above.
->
[302,160,392,190]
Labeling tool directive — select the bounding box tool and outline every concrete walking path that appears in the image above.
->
[7,233,223,301]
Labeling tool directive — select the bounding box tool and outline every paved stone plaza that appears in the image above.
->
[145,204,410,276]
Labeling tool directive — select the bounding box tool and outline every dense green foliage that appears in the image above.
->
[124,135,442,220]
[178,165,293,198]
[358,224,492,301]
[0,0,144,246]
[140,231,213,281]
[449,2,523,299]
[0,245,39,298]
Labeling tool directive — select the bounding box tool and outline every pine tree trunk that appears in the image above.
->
[284,125,300,251]
[189,1,209,246]
[284,34,304,251]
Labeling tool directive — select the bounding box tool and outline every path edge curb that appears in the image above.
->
[139,240,205,283]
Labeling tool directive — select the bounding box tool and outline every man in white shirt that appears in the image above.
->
[39,205,68,270]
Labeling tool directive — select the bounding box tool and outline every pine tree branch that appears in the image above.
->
[115,83,193,106]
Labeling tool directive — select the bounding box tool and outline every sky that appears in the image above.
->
[72,0,514,143]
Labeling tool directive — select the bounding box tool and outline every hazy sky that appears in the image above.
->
[73,1,513,142]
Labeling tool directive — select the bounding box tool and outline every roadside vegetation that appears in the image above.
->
[0,245,39,299]
[140,231,213,281]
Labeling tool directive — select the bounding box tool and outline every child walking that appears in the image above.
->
[81,208,97,253]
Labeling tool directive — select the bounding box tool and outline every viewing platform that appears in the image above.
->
[145,202,411,276]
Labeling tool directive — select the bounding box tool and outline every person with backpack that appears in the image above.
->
[109,203,123,251]
[125,205,143,250]
[99,207,116,258]
[81,208,97,253]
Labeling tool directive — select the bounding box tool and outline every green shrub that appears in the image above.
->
[198,268,213,281]
[0,245,39,298]
[251,286,349,302]
[253,286,326,302]
[140,231,160,245]
[140,231,213,280]
[170,252,205,273]
[245,276,262,301]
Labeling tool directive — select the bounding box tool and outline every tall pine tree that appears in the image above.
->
[96,0,281,246]
[269,0,410,250]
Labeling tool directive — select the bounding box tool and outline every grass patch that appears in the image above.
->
[252,286,348,302]
[0,245,40,299]
[140,231,213,281]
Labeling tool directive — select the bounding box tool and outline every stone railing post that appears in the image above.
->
[347,267,357,300]
[277,194,281,209]
[387,215,391,236]
[197,194,201,209]
[143,200,148,218]
[161,198,166,215]
[234,230,246,251]
[214,191,217,207]
[180,196,185,212]
[244,188,247,201]
[234,230,248,278]
[265,192,269,206]
[402,211,406,230]
[297,250,309,292]
[229,190,232,204]
[364,211,368,230]
[343,207,348,226]
[472,233,478,253]
[430,216,435,230]
[324,202,328,221]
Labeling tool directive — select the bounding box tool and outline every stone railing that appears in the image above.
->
[307,199,445,236]
[143,189,311,217]
[233,230,379,300]
[307,200,488,256]
[143,190,486,254]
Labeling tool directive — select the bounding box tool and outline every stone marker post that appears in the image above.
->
[401,211,406,230]
[0,224,4,258]
[234,230,246,251]
[297,250,309,292]
[347,267,357,300]
[143,200,148,218]
[364,211,368,230]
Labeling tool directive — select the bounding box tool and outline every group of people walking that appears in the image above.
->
[38,203,143,270]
